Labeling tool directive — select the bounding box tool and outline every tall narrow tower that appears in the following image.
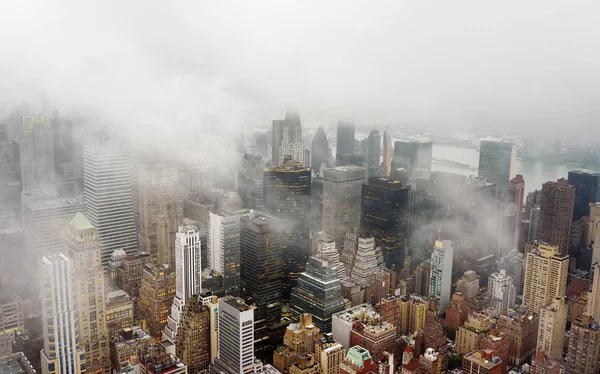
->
[20,114,55,194]
[537,178,575,254]
[382,130,392,177]
[429,240,454,313]
[65,213,110,374]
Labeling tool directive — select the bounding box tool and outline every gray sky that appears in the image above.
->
[1,0,599,141]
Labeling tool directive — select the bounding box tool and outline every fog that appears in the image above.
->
[2,0,600,144]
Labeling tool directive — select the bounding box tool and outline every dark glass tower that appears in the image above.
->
[366,130,381,178]
[336,121,355,157]
[290,255,345,333]
[263,163,312,300]
[311,127,329,175]
[568,170,600,221]
[240,212,283,360]
[391,140,432,183]
[360,177,410,271]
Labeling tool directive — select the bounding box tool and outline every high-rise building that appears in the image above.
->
[588,264,600,322]
[507,175,525,248]
[456,271,480,299]
[315,335,345,374]
[568,170,600,221]
[179,159,211,198]
[105,290,134,339]
[336,122,355,159]
[381,130,392,177]
[463,350,502,374]
[390,140,432,183]
[536,297,566,361]
[22,192,85,277]
[200,295,219,364]
[273,110,303,166]
[164,225,201,343]
[175,295,211,374]
[366,130,381,177]
[350,236,384,287]
[429,240,454,312]
[371,268,396,305]
[414,260,431,296]
[19,114,55,194]
[116,252,152,298]
[0,289,24,357]
[138,164,182,264]
[109,327,154,372]
[290,256,345,333]
[65,213,110,374]
[40,254,86,374]
[537,179,575,254]
[263,164,311,299]
[240,212,283,358]
[312,232,344,279]
[349,316,396,364]
[311,127,330,175]
[137,264,176,340]
[322,166,365,250]
[156,202,183,270]
[488,270,516,316]
[455,311,495,354]
[360,177,410,270]
[445,292,468,331]
[478,141,516,195]
[530,351,561,374]
[209,296,256,374]
[497,309,539,365]
[208,211,241,293]
[523,243,568,314]
[566,313,600,374]
[83,139,138,265]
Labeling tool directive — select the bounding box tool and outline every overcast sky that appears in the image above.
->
[1,1,599,141]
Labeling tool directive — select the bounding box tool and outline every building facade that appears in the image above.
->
[208,210,241,293]
[537,179,575,254]
[138,264,176,340]
[536,298,566,361]
[20,114,55,194]
[523,243,568,314]
[429,240,454,312]
[175,296,211,374]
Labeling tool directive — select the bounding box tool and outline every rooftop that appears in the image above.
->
[69,212,94,231]
[23,196,84,211]
[0,352,37,374]
[334,304,382,324]
[346,346,372,368]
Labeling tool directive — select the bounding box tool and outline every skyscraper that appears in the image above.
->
[290,255,345,333]
[322,166,366,250]
[263,163,311,299]
[537,178,575,254]
[588,264,600,322]
[20,114,55,194]
[360,177,410,270]
[568,170,600,221]
[523,243,568,314]
[64,213,110,374]
[488,270,516,316]
[273,110,303,166]
[336,121,355,159]
[138,264,176,340]
[429,240,454,313]
[164,225,201,343]
[381,130,392,177]
[311,127,330,174]
[208,211,241,293]
[175,295,211,374]
[0,289,24,357]
[391,140,432,183]
[536,297,566,361]
[313,232,344,279]
[507,175,525,248]
[566,313,600,374]
[40,254,86,374]
[478,140,516,195]
[83,138,138,265]
[156,202,183,270]
[366,130,381,177]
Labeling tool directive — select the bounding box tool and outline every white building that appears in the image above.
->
[20,114,55,194]
[208,211,241,292]
[488,269,516,316]
[164,225,202,343]
[83,139,138,265]
[40,254,86,374]
[429,240,454,313]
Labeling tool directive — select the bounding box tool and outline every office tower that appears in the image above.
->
[40,254,86,374]
[523,243,568,314]
[414,260,431,296]
[381,130,392,177]
[569,170,600,221]
[445,292,468,330]
[83,139,138,265]
[322,166,366,250]
[263,164,311,299]
[310,177,324,233]
[336,121,355,159]
[530,351,561,374]
[588,264,600,321]
[105,290,134,339]
[109,327,154,372]
[22,192,85,277]
[19,114,55,194]
[350,236,384,287]
[340,229,359,276]
[0,290,24,356]
[536,298,566,361]
[463,350,502,374]
[175,296,211,374]
[339,346,377,374]
[65,213,110,374]
[360,177,410,270]
[50,115,77,196]
[478,140,516,193]
[290,256,345,333]
[156,203,183,270]
[566,313,600,374]
[138,264,176,340]
[488,270,516,316]
[456,271,480,299]
[507,175,525,247]
[397,295,428,335]
[116,252,152,298]
[240,212,283,358]
[273,110,303,166]
[366,130,381,177]
[429,240,454,312]
[312,232,344,279]
[390,140,433,183]
[164,225,201,343]
[208,211,241,293]
[311,127,330,175]
[371,268,396,305]
[138,164,182,263]
[537,178,575,254]
[180,159,211,198]
[209,296,256,374]
[315,336,345,374]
